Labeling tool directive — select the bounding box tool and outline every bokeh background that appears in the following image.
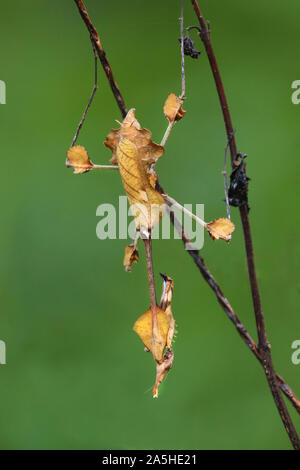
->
[0,0,299,450]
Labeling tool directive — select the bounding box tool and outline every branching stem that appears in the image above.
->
[190,0,300,449]
[73,0,300,448]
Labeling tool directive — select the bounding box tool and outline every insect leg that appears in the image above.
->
[71,36,98,147]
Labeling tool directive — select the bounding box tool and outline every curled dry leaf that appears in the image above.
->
[67,145,94,174]
[163,93,186,122]
[207,217,235,242]
[123,244,139,272]
[104,109,166,232]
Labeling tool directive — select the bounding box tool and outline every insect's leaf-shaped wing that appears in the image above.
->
[117,138,165,231]
[133,306,170,363]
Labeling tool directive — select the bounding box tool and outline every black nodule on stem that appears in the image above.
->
[178,36,201,59]
[228,153,250,210]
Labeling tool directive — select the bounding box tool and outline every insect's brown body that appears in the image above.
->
[117,138,165,231]
[105,109,165,232]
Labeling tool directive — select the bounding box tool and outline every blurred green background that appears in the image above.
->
[0,0,299,450]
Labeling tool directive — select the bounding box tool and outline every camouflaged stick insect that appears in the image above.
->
[67,108,175,397]
[66,105,235,397]
[67,0,234,398]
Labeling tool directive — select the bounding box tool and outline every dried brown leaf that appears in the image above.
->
[123,244,139,272]
[67,145,94,174]
[207,217,235,242]
[163,93,186,122]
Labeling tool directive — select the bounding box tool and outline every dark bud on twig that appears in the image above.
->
[178,36,201,59]
[228,153,250,210]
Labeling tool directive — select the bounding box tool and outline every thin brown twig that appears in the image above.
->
[74,0,127,119]
[276,375,300,414]
[161,1,186,148]
[189,1,237,161]
[72,0,300,446]
[190,0,300,449]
